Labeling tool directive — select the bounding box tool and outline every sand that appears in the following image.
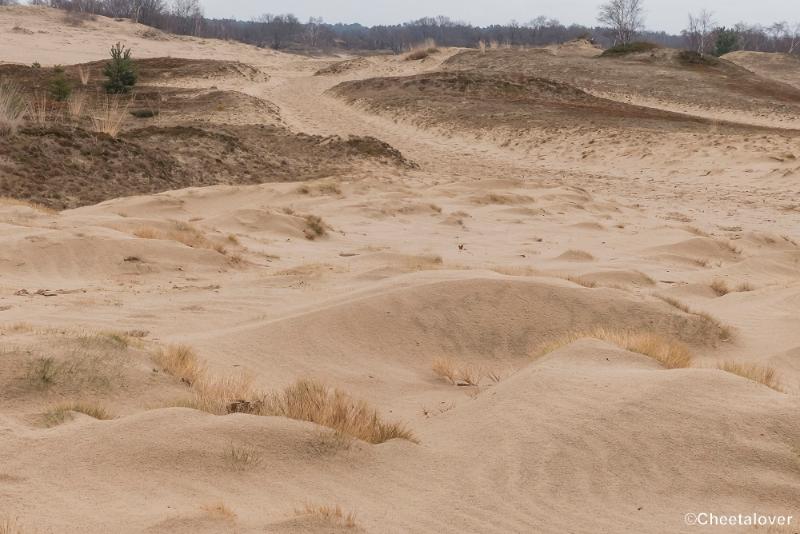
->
[1,7,799,534]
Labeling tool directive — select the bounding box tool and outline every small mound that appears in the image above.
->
[570,270,655,287]
[546,38,603,58]
[647,236,741,260]
[202,276,730,384]
[723,51,800,89]
[555,249,595,262]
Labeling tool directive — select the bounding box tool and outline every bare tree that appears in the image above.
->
[685,9,715,55]
[171,0,202,35]
[598,0,645,45]
[789,22,800,54]
[305,16,324,48]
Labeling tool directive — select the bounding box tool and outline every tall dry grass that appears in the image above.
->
[432,357,483,386]
[25,92,49,126]
[535,327,692,369]
[76,64,90,86]
[718,362,782,392]
[259,379,417,444]
[159,343,415,444]
[297,503,358,528]
[43,401,113,427]
[67,91,87,120]
[90,95,129,138]
[0,82,26,136]
[152,344,206,385]
[0,516,26,534]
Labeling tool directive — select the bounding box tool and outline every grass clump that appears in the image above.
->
[535,327,692,369]
[709,279,730,296]
[26,357,59,388]
[432,357,483,386]
[601,42,660,56]
[90,95,130,138]
[303,215,327,240]
[406,39,440,61]
[152,344,206,386]
[260,379,416,444]
[43,402,113,427]
[718,362,782,392]
[296,504,358,529]
[225,444,262,470]
[0,82,26,136]
[677,50,719,66]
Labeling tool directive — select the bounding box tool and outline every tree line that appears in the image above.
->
[9,0,800,56]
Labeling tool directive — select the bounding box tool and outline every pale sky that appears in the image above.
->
[201,0,797,34]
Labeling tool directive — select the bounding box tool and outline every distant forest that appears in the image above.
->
[17,0,800,55]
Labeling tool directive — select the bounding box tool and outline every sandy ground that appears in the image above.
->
[1,7,800,534]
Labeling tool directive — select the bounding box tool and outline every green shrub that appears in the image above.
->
[600,42,660,57]
[49,68,72,101]
[714,27,739,57]
[677,50,719,66]
[103,42,137,94]
[129,109,158,118]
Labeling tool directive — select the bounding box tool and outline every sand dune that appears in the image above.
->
[1,6,799,533]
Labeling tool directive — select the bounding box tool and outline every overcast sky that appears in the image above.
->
[200,0,796,34]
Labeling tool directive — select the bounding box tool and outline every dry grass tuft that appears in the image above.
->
[133,227,159,239]
[406,39,440,61]
[225,444,262,470]
[133,222,228,255]
[161,346,415,444]
[0,197,57,214]
[0,517,26,534]
[710,279,730,296]
[717,239,743,256]
[718,362,782,392]
[25,92,49,126]
[76,64,90,86]
[432,357,484,386]
[90,95,130,138]
[303,215,328,240]
[260,379,416,444]
[0,82,26,136]
[43,401,113,427]
[297,504,358,528]
[566,275,597,288]
[736,281,755,292]
[180,372,254,414]
[535,328,692,369]
[67,91,87,120]
[654,294,733,341]
[152,344,206,386]
[655,294,691,313]
[201,502,237,521]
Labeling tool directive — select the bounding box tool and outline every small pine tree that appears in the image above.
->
[49,67,72,101]
[103,42,137,94]
[713,27,739,57]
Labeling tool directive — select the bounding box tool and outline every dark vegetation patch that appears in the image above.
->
[677,50,721,67]
[406,47,440,61]
[600,42,661,57]
[331,71,747,132]
[0,125,414,210]
[441,48,800,113]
